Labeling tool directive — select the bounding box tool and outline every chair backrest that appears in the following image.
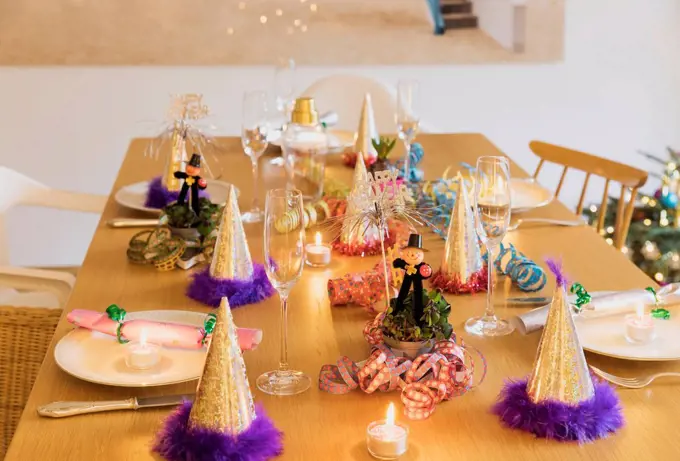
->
[302,75,397,133]
[529,141,648,250]
[0,306,62,458]
[0,167,107,265]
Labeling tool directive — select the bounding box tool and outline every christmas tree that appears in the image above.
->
[583,147,680,285]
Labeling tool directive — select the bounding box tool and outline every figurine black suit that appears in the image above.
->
[393,234,432,323]
[174,153,207,214]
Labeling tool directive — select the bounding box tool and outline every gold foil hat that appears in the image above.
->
[161,123,188,191]
[291,97,319,126]
[210,185,254,280]
[188,297,256,434]
[441,174,483,281]
[354,93,378,159]
[340,151,381,246]
[527,261,594,404]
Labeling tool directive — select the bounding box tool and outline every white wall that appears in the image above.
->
[1,0,678,266]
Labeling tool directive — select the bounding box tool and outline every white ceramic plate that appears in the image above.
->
[575,305,680,361]
[267,129,356,152]
[114,179,235,215]
[510,178,554,213]
[54,310,207,387]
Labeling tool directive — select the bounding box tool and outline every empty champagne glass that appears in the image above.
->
[270,58,296,167]
[257,188,310,395]
[465,156,515,337]
[396,80,420,182]
[241,91,269,223]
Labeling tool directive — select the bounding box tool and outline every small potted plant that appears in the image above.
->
[161,198,220,241]
[382,288,452,358]
[369,136,397,174]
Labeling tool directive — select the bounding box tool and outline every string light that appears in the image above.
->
[654,272,664,282]
[649,199,657,207]
[301,25,308,32]
[260,15,268,24]
[227,27,234,35]
[606,226,614,234]
[275,9,283,16]
[310,3,318,12]
[605,238,613,245]
[294,19,301,26]
[642,196,650,204]
[589,205,598,212]
[643,219,652,226]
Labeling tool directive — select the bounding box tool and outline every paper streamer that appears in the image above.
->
[484,243,547,292]
[67,309,262,351]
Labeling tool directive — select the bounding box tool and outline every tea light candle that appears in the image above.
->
[125,329,161,370]
[366,403,408,460]
[306,232,331,267]
[624,303,656,344]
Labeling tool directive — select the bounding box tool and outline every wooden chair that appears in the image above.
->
[529,141,648,250]
[0,306,62,458]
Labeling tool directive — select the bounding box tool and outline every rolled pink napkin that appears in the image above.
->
[67,309,262,350]
[513,284,680,335]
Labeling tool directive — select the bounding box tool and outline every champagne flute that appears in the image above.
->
[257,188,310,396]
[241,91,269,223]
[465,156,515,337]
[270,58,296,167]
[396,80,420,182]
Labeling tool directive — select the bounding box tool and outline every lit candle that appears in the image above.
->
[125,329,161,370]
[366,403,409,460]
[624,303,656,344]
[305,232,331,267]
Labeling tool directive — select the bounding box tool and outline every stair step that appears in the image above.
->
[440,1,473,15]
[443,13,478,29]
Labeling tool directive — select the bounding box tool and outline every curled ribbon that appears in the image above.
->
[201,313,217,345]
[106,304,129,344]
[646,287,671,319]
[322,318,487,420]
[570,282,592,311]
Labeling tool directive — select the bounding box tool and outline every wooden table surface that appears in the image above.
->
[7,134,680,461]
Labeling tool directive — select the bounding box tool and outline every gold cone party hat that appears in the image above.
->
[354,93,379,159]
[162,123,188,191]
[441,174,483,280]
[527,266,594,404]
[210,185,254,280]
[340,151,381,246]
[188,296,256,434]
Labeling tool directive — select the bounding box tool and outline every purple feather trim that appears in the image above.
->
[492,378,624,443]
[187,264,275,308]
[153,401,283,461]
[545,258,567,287]
[145,176,209,209]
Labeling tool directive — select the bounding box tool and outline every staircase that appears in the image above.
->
[440,1,478,31]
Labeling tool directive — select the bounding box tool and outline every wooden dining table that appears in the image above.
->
[6,133,680,461]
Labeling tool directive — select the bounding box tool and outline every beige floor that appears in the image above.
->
[0,0,563,65]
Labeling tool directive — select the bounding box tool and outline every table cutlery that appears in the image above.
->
[37,394,194,418]
[506,297,551,307]
[507,218,584,232]
[590,366,680,389]
[106,218,159,228]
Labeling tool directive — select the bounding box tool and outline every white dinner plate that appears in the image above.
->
[54,310,207,387]
[114,179,235,215]
[510,178,554,213]
[575,305,680,361]
[267,129,356,152]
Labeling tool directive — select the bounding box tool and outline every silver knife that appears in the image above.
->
[106,218,160,228]
[37,394,194,418]
[506,297,551,306]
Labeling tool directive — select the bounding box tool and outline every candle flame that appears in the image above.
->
[315,232,322,246]
[386,402,395,426]
[140,328,148,346]
[636,303,645,320]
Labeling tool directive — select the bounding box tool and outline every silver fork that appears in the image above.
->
[507,218,584,232]
[590,365,680,389]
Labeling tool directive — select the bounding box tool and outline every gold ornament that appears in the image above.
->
[209,185,254,280]
[527,275,594,404]
[339,151,381,246]
[440,174,483,280]
[188,297,256,434]
[354,93,379,159]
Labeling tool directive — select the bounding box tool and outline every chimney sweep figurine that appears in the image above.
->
[393,234,432,323]
[174,153,207,214]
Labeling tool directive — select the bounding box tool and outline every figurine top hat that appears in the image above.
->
[403,234,429,252]
[187,153,201,168]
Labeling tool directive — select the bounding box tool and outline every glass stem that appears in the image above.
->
[278,293,289,372]
[403,141,411,182]
[251,157,260,211]
[485,243,496,319]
